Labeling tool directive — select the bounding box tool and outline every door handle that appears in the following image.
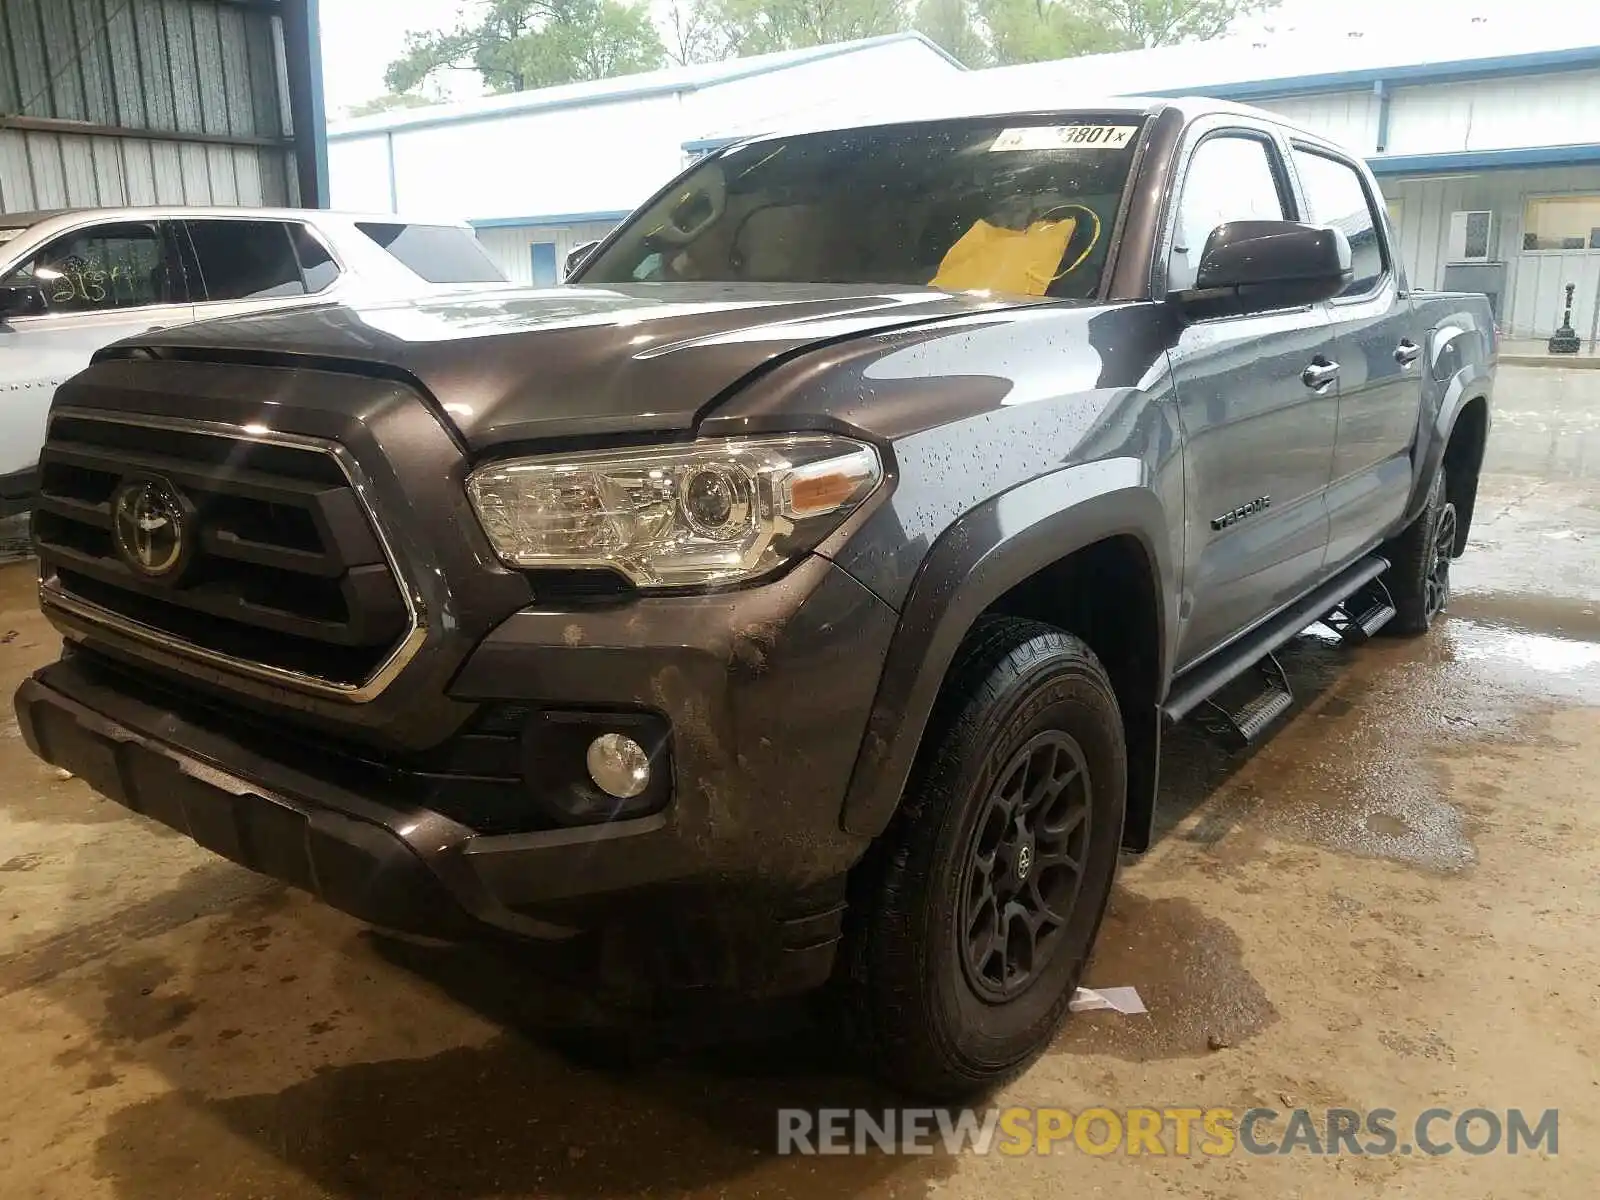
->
[1395,339,1422,367]
[1302,357,1340,392]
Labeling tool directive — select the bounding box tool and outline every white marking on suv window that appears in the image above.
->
[990,125,1138,152]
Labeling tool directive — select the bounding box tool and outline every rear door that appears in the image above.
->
[1165,124,1339,668]
[1289,146,1425,569]
[181,218,341,321]
[0,219,193,482]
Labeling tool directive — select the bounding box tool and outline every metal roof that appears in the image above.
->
[971,11,1600,100]
[327,31,963,142]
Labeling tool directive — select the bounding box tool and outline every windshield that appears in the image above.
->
[579,115,1145,301]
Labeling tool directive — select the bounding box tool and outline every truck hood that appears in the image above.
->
[122,283,1030,446]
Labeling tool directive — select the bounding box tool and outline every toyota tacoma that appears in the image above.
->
[14,98,1494,1099]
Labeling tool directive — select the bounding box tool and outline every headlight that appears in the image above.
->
[467,435,883,587]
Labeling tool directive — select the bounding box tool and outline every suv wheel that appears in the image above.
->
[1384,467,1458,635]
[843,616,1126,1099]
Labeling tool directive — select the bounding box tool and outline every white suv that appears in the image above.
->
[0,207,507,514]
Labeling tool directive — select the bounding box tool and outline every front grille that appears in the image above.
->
[34,412,414,692]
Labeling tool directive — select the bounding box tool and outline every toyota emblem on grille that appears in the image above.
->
[112,476,191,580]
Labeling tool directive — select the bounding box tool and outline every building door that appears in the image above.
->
[531,242,558,287]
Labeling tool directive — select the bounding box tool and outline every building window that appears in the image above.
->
[1523,195,1600,251]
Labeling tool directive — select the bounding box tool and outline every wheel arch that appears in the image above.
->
[838,459,1174,850]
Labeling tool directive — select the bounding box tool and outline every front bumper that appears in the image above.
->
[16,553,898,992]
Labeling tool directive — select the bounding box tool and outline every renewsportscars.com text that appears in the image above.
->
[777,1106,1559,1157]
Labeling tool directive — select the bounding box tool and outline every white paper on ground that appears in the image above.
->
[1069,985,1147,1015]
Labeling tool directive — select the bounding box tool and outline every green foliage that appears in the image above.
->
[385,0,666,94]
[702,0,908,57]
[346,93,439,118]
[372,0,1274,107]
[913,0,990,66]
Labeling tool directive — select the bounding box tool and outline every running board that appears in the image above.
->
[1319,578,1397,645]
[1193,652,1294,746]
[1163,553,1390,725]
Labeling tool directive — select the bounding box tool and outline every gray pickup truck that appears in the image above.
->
[14,97,1493,1099]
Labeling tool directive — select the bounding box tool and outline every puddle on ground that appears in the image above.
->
[1055,891,1277,1061]
[1161,605,1600,875]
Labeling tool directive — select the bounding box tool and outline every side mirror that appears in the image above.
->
[1172,220,1353,318]
[0,283,46,320]
[564,240,600,280]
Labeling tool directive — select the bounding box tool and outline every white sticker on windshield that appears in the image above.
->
[990,125,1139,152]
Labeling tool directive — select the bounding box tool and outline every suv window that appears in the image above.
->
[1293,149,1386,296]
[1,222,181,314]
[355,223,504,284]
[289,224,340,292]
[186,220,306,302]
[1169,134,1288,293]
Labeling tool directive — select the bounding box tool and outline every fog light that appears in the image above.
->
[586,733,651,799]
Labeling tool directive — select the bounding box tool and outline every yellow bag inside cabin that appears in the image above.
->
[929,216,1079,297]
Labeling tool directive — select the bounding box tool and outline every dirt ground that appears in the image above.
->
[0,364,1595,1198]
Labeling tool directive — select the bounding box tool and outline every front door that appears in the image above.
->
[0,220,194,482]
[1289,146,1425,569]
[1165,129,1339,668]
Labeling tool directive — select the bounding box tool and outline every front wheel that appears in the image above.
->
[1383,467,1458,636]
[842,617,1126,1100]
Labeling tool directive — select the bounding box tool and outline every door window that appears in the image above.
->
[186,220,307,302]
[289,224,340,292]
[1169,135,1288,293]
[0,222,180,314]
[1293,149,1387,296]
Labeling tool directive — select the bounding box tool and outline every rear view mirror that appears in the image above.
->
[564,241,600,280]
[1172,220,1352,318]
[0,283,46,320]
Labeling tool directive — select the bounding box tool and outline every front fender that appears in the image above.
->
[837,457,1175,838]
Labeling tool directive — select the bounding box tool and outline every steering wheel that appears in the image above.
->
[652,169,727,246]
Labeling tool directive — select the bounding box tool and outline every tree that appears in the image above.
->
[386,0,666,95]
[978,0,1124,64]
[346,92,439,119]
[1095,0,1268,47]
[913,0,989,65]
[978,0,1266,65]
[661,0,727,64]
[701,0,908,58]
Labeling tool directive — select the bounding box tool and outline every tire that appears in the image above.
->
[842,616,1127,1100]
[1383,467,1458,636]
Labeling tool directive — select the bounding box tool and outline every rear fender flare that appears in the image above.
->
[838,457,1173,839]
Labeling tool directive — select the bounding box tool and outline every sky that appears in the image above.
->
[315,0,1527,120]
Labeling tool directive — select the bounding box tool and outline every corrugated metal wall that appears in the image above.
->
[0,0,312,213]
[1384,166,1600,340]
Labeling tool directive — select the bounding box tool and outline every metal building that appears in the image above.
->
[0,0,327,213]
[971,10,1600,343]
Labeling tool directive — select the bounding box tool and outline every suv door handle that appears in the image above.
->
[1302,357,1340,392]
[1395,339,1422,367]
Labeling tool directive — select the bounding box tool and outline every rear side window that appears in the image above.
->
[1,221,181,313]
[355,222,505,284]
[289,224,340,292]
[1292,149,1387,296]
[186,220,306,302]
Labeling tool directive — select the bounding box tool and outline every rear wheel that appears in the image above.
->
[843,617,1126,1100]
[1384,467,1457,635]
